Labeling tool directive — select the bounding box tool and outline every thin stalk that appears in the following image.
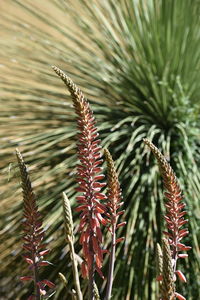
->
[68,235,83,300]
[105,224,116,300]
[62,192,83,300]
[32,253,40,300]
[88,256,95,300]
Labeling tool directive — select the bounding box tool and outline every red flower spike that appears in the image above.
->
[16,150,55,298]
[52,66,106,283]
[143,139,191,299]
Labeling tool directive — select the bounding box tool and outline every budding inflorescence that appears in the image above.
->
[143,139,191,300]
[52,66,107,280]
[16,149,55,299]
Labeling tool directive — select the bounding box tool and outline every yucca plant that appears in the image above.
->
[0,0,200,299]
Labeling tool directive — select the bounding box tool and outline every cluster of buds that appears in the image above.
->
[16,150,55,299]
[143,139,191,300]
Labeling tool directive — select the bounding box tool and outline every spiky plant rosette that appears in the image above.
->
[0,1,200,299]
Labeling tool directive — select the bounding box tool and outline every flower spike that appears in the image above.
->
[16,149,55,299]
[104,148,125,300]
[143,139,191,300]
[52,66,106,299]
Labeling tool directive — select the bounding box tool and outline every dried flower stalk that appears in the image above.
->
[62,192,83,300]
[104,149,125,300]
[52,66,107,300]
[143,139,191,300]
[16,149,55,299]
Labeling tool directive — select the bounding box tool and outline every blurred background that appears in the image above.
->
[0,0,200,299]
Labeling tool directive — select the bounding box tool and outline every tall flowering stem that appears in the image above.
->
[16,149,55,300]
[143,139,191,300]
[104,149,126,300]
[52,66,107,300]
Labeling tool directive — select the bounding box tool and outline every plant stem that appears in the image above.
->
[105,224,116,300]
[68,235,83,300]
[32,252,40,300]
[88,254,95,300]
